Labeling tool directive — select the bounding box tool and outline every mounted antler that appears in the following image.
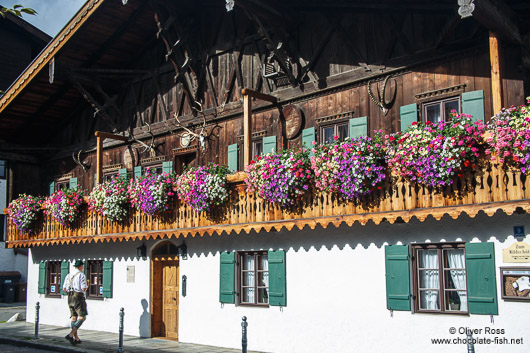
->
[72,150,90,172]
[367,76,397,115]
[131,122,155,153]
[174,100,209,150]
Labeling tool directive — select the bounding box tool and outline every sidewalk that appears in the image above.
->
[0,320,262,353]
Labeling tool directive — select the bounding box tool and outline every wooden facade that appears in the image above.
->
[1,0,530,247]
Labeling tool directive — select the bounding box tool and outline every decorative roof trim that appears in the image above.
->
[414,84,467,102]
[0,0,104,113]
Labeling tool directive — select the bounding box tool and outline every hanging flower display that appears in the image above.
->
[176,164,231,212]
[7,194,42,233]
[88,175,129,222]
[311,132,387,199]
[486,98,530,173]
[43,187,84,226]
[245,148,313,206]
[127,168,177,215]
[386,112,485,188]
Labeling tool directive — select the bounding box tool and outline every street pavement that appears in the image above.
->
[0,302,26,322]
[0,304,264,353]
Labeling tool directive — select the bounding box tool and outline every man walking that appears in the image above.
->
[62,260,88,345]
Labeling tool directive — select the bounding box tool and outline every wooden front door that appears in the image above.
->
[152,259,179,339]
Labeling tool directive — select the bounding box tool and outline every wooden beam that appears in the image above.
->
[94,131,129,142]
[243,94,252,167]
[464,0,521,44]
[96,136,103,185]
[489,31,503,115]
[241,88,277,103]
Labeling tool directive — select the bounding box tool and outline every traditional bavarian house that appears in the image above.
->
[1,1,530,352]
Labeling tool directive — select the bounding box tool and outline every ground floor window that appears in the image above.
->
[46,261,61,297]
[238,251,269,306]
[412,243,468,313]
[86,260,103,299]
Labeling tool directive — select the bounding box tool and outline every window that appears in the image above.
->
[320,121,349,144]
[412,243,468,313]
[46,261,62,297]
[86,260,103,299]
[422,97,460,124]
[238,139,263,172]
[238,251,269,305]
[55,180,69,191]
[103,172,118,182]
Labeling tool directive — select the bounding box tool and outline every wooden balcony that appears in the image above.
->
[4,162,530,248]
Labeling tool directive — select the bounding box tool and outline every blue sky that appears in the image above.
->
[1,0,86,37]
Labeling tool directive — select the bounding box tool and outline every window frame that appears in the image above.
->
[55,180,69,191]
[412,242,468,314]
[237,251,269,307]
[319,120,349,144]
[86,260,104,300]
[421,96,460,124]
[46,261,62,298]
[143,164,163,175]
[238,138,264,172]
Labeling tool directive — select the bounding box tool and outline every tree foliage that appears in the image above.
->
[0,4,37,19]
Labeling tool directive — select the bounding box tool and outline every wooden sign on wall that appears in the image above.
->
[503,242,530,263]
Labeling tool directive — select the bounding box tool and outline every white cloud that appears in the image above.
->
[1,0,86,36]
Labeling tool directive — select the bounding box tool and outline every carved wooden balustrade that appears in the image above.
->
[5,162,530,247]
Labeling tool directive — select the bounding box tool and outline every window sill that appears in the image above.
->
[237,303,270,308]
[86,296,104,301]
[416,310,469,316]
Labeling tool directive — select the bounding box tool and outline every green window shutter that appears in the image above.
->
[462,90,485,123]
[268,250,286,307]
[118,168,128,178]
[228,144,238,172]
[162,161,173,174]
[349,117,368,139]
[69,177,78,189]
[60,261,69,295]
[400,103,418,131]
[49,182,55,195]
[94,173,98,186]
[262,136,277,154]
[465,242,498,315]
[302,127,315,149]
[102,260,113,298]
[38,262,46,294]
[134,166,142,179]
[219,252,235,303]
[385,245,411,311]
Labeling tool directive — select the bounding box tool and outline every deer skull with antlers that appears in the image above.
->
[174,101,209,150]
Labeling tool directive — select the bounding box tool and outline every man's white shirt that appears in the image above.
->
[63,269,87,293]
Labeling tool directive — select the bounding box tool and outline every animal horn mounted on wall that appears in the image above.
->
[367,75,397,115]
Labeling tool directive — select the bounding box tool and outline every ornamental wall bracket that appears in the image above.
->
[458,0,475,19]
[367,76,397,116]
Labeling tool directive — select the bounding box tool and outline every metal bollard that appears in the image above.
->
[241,316,248,353]
[117,307,124,353]
[33,302,40,339]
[467,330,475,353]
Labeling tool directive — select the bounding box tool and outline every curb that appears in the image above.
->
[0,337,80,353]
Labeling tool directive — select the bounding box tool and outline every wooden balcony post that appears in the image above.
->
[241,88,277,167]
[243,94,252,167]
[489,31,503,115]
[96,135,103,184]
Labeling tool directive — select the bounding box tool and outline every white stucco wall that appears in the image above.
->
[25,211,530,353]
[26,242,151,337]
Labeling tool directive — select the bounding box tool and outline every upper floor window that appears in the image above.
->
[86,260,103,299]
[238,139,263,172]
[412,243,467,313]
[238,251,269,306]
[55,180,69,191]
[47,261,62,298]
[422,97,460,124]
[320,121,348,144]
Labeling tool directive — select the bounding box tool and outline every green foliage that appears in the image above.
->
[0,4,37,19]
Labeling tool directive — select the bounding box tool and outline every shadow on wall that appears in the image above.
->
[139,298,149,337]
[180,210,529,257]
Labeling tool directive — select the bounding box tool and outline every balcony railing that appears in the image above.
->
[4,162,530,247]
